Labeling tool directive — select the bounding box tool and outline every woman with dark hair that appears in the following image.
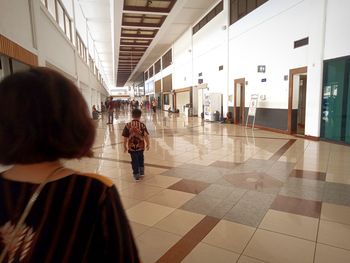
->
[0,68,140,263]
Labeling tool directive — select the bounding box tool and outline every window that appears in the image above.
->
[162,49,172,69]
[65,14,72,40]
[144,71,149,80]
[294,37,309,48]
[57,2,65,31]
[47,0,56,18]
[155,59,161,74]
[149,66,154,77]
[192,1,223,35]
[230,0,268,25]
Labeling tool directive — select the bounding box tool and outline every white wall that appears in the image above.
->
[324,0,350,60]
[173,29,192,89]
[0,0,109,116]
[0,0,35,54]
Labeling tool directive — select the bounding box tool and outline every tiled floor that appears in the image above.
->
[64,111,350,262]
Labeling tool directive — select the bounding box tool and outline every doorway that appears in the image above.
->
[234,78,245,124]
[288,67,307,135]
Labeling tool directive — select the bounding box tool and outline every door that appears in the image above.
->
[288,67,307,134]
[234,78,245,124]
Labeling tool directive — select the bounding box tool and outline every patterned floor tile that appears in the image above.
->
[209,161,241,169]
[270,194,322,218]
[224,191,276,227]
[323,182,350,207]
[290,169,326,181]
[221,172,283,194]
[279,177,325,201]
[168,179,210,194]
[181,194,223,215]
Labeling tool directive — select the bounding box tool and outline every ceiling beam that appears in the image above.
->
[123,5,171,14]
[122,9,169,16]
[121,24,160,30]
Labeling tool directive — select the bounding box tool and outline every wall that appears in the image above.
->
[192,4,228,113]
[324,0,350,60]
[0,0,109,114]
[0,0,35,53]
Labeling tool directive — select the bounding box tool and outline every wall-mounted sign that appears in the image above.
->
[257,65,266,73]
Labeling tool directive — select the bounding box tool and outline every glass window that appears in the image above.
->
[321,57,350,143]
[230,0,239,24]
[47,0,56,19]
[65,14,71,40]
[247,0,256,13]
[57,2,65,31]
[238,0,247,18]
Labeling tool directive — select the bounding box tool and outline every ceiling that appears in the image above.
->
[79,0,220,89]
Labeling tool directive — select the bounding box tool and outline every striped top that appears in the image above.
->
[0,173,140,263]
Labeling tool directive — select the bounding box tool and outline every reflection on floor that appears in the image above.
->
[65,110,350,263]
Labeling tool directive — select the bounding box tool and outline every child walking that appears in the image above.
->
[122,109,150,181]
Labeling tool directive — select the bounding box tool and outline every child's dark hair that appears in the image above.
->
[132,108,142,118]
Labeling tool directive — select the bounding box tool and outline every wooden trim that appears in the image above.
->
[0,34,38,66]
[174,87,191,93]
[234,78,245,125]
[288,66,307,134]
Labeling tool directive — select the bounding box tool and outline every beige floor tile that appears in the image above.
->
[182,242,240,263]
[314,243,350,263]
[325,171,350,184]
[136,228,181,263]
[111,178,134,191]
[126,201,175,226]
[154,209,205,236]
[259,209,319,241]
[120,196,141,209]
[244,229,315,263]
[129,222,149,238]
[143,175,182,188]
[321,202,350,225]
[120,184,163,200]
[318,220,350,250]
[203,220,255,253]
[147,189,195,208]
[237,256,265,263]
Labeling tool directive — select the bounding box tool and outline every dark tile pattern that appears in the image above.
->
[290,169,326,181]
[270,194,322,218]
[168,179,210,194]
[156,216,220,263]
[323,182,350,207]
[209,161,241,169]
[224,191,276,227]
[269,139,296,162]
[221,172,283,194]
[279,177,325,201]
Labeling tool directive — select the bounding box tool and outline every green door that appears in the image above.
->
[321,57,350,143]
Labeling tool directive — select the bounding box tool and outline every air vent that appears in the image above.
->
[294,37,309,48]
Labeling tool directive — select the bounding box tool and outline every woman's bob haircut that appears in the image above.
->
[0,67,95,165]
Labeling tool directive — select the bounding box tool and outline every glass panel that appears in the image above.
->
[238,0,247,18]
[230,0,238,25]
[47,0,56,19]
[346,67,350,143]
[65,14,71,40]
[321,59,346,141]
[247,0,256,13]
[57,2,65,31]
